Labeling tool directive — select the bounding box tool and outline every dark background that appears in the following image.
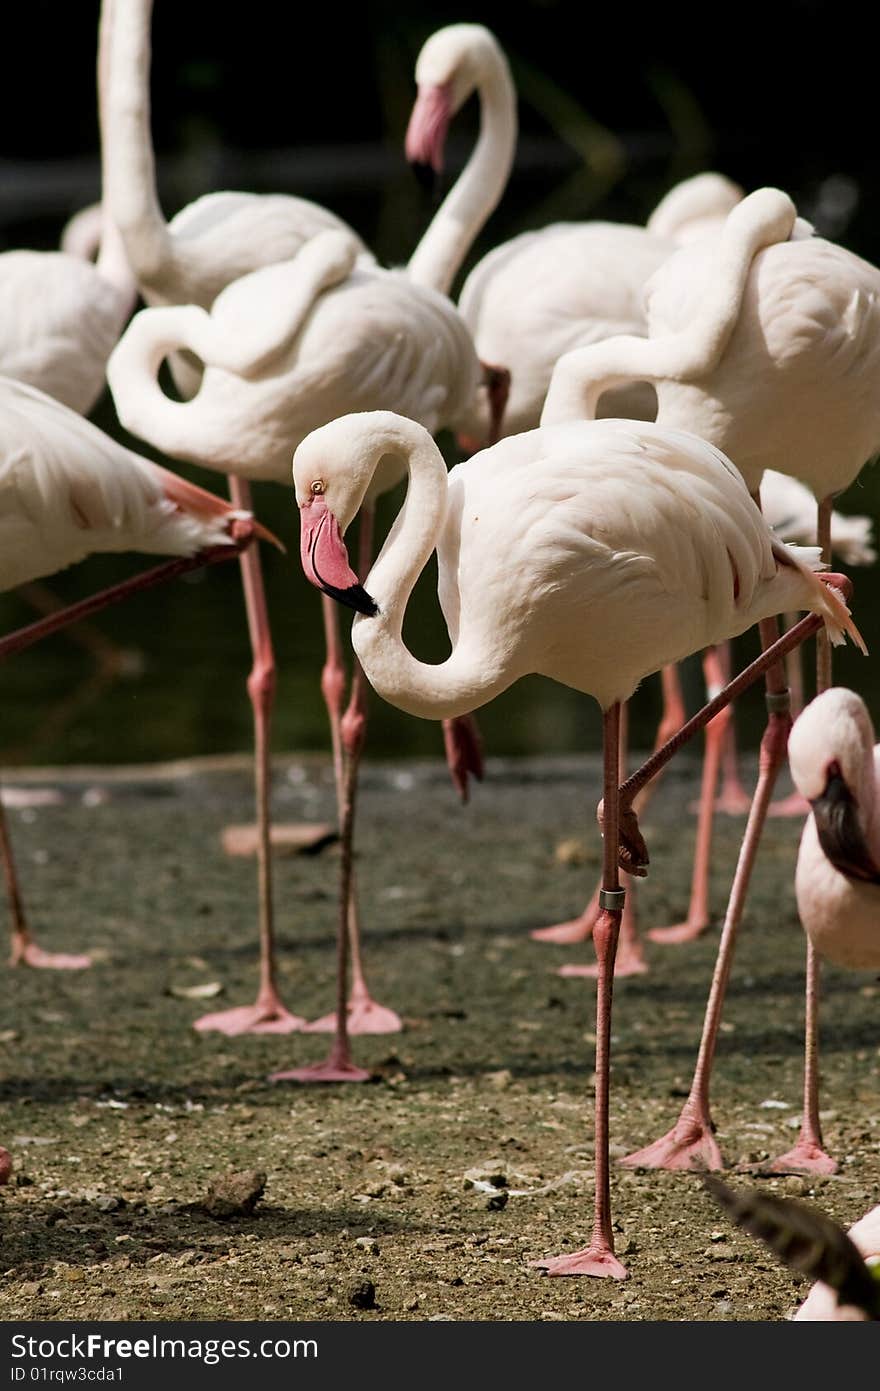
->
[1,1,877,767]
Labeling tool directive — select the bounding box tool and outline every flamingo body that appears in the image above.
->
[294,413,858,720]
[107,233,481,483]
[0,251,134,416]
[0,376,243,591]
[644,227,880,496]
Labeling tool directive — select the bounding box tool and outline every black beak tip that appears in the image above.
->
[326,582,378,617]
[409,159,437,195]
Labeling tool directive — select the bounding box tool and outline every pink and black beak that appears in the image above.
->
[405,83,453,194]
[299,497,377,616]
[812,760,880,884]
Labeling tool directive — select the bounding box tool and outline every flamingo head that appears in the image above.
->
[293,418,382,616]
[789,688,880,883]
[405,24,499,189]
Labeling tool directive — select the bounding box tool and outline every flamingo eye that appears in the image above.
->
[310,479,326,496]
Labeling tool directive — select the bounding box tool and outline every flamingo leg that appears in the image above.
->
[534,701,628,1279]
[620,615,792,1170]
[270,652,371,1083]
[194,476,305,1035]
[2,794,91,970]
[556,705,647,978]
[650,646,730,945]
[767,612,811,818]
[770,495,837,1174]
[303,507,402,1037]
[714,642,754,815]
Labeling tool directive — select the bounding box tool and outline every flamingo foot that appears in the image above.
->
[767,792,810,819]
[269,1056,372,1084]
[193,990,306,1036]
[620,1114,724,1171]
[557,943,648,979]
[690,785,753,816]
[301,992,403,1035]
[0,1147,12,1185]
[532,1245,628,1280]
[531,903,599,945]
[648,916,710,946]
[767,1138,838,1176]
[12,940,92,970]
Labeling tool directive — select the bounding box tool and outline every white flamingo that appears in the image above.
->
[0,375,267,971]
[546,186,880,1173]
[288,405,859,1278]
[105,24,518,1041]
[761,687,880,1175]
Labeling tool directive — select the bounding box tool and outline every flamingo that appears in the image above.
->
[105,24,519,1041]
[762,687,880,1175]
[706,1177,880,1322]
[0,375,269,971]
[288,405,858,1277]
[544,185,880,1172]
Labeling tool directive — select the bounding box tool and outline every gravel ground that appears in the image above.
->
[1,750,878,1322]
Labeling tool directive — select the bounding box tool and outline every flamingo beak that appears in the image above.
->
[299,497,378,616]
[811,763,880,884]
[405,83,452,192]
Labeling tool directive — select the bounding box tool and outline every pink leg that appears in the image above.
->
[534,703,628,1279]
[442,714,484,803]
[271,666,371,1083]
[769,497,836,1173]
[713,642,754,816]
[622,617,792,1170]
[3,795,91,970]
[651,646,729,945]
[768,613,810,819]
[0,1147,11,1185]
[195,477,305,1035]
[557,707,647,977]
[303,507,401,1038]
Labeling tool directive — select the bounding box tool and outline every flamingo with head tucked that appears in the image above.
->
[545,186,880,1173]
[0,375,268,972]
[287,404,859,1275]
[105,24,519,1042]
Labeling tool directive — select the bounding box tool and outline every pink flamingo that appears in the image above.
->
[288,405,857,1279]
[105,28,520,1041]
[543,186,879,1171]
[767,688,880,1176]
[0,375,270,971]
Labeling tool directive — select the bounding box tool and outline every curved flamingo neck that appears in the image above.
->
[406,47,516,297]
[103,0,173,288]
[541,188,798,429]
[350,425,492,720]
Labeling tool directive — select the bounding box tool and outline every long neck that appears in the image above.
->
[102,0,173,287]
[406,51,516,296]
[351,430,494,720]
[542,188,798,427]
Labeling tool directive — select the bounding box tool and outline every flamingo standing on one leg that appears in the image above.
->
[106,27,520,1042]
[287,405,858,1272]
[542,185,880,1170]
[0,375,270,971]
[766,687,880,1176]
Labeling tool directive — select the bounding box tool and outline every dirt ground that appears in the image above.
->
[1,750,878,1322]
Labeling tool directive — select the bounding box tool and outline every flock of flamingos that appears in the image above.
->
[1,2,879,1319]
